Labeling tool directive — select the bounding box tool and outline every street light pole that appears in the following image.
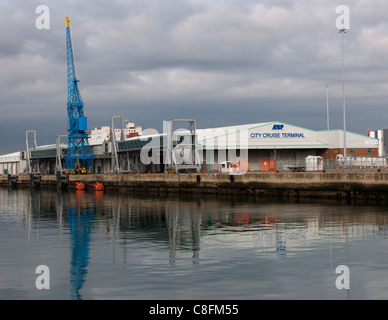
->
[339,28,348,161]
[325,84,330,130]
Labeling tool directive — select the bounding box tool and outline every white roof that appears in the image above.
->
[0,151,20,158]
[196,121,327,149]
[196,121,377,150]
[0,151,21,162]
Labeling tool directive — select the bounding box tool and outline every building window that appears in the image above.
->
[334,149,338,154]
[350,148,354,154]
[368,148,372,153]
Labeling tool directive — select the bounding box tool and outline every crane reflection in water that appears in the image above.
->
[66,190,96,300]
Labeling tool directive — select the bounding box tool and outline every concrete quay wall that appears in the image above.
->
[2,172,388,200]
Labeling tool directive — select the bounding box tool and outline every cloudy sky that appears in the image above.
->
[1,0,388,154]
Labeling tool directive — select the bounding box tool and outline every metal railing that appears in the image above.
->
[232,157,388,173]
[273,157,388,172]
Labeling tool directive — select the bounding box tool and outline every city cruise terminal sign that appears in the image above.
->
[250,124,307,139]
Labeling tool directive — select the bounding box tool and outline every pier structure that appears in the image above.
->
[3,171,388,202]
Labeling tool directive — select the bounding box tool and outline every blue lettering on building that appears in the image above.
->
[250,132,306,138]
[263,133,280,138]
[272,124,284,130]
[250,133,262,138]
[281,133,305,138]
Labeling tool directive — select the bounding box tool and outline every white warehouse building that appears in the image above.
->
[0,120,380,175]
[114,120,379,173]
[0,151,26,175]
[196,121,379,172]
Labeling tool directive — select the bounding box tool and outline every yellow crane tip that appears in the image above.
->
[66,16,70,27]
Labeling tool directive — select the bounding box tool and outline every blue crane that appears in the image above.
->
[65,17,93,173]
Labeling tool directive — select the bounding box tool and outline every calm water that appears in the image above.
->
[1,187,388,300]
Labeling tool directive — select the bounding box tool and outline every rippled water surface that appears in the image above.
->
[1,187,388,300]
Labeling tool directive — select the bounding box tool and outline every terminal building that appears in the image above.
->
[0,120,380,175]
[196,121,379,172]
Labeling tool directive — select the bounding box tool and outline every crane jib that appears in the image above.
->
[65,16,94,172]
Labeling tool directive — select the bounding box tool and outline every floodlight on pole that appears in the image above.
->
[338,27,348,161]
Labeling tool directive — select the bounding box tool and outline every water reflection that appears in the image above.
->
[2,188,388,299]
[66,190,95,300]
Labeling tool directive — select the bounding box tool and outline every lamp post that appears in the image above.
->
[338,28,348,160]
[325,84,330,130]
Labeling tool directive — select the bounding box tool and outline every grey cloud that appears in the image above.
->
[1,0,388,154]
